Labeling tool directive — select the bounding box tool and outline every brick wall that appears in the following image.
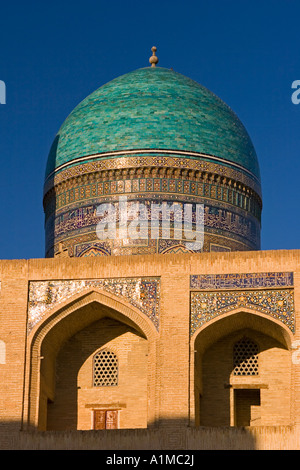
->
[0,249,298,448]
[45,317,148,430]
[199,329,291,426]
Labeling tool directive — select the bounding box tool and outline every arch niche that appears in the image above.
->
[23,289,158,431]
[190,309,294,428]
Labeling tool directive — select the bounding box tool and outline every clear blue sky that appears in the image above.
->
[0,0,299,259]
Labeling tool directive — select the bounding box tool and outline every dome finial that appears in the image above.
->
[149,46,159,67]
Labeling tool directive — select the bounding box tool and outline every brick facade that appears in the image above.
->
[0,249,299,449]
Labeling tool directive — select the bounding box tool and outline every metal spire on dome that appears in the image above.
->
[149,46,159,67]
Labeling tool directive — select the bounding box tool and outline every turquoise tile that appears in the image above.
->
[45,67,260,185]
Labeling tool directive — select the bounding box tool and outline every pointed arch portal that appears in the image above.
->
[190,309,294,428]
[23,289,158,431]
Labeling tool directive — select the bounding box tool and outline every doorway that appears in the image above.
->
[234,389,260,426]
[93,409,119,429]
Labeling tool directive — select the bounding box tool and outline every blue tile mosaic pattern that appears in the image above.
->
[190,272,295,334]
[190,272,294,290]
[190,289,295,334]
[45,67,261,182]
[28,277,161,333]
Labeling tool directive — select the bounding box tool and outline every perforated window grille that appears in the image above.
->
[93,349,118,386]
[233,338,259,376]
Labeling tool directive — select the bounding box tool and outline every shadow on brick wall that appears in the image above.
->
[0,419,298,450]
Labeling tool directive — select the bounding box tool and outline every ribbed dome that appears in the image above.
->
[45,67,260,184]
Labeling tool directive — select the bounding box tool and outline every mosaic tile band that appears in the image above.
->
[69,232,247,257]
[28,277,160,334]
[44,153,262,197]
[43,153,262,259]
[190,272,294,290]
[190,288,295,335]
[45,195,261,257]
[44,169,262,221]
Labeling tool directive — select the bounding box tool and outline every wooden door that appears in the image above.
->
[94,410,118,430]
[105,410,118,429]
[94,410,106,430]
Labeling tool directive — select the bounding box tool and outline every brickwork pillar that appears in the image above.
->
[158,260,190,430]
[0,261,29,437]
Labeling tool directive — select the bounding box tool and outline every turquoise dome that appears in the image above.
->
[44,64,263,257]
[45,67,260,184]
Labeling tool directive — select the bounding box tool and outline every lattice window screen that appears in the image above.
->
[233,337,259,376]
[93,349,118,386]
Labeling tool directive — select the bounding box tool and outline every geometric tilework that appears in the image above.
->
[190,288,295,335]
[44,153,262,198]
[44,195,261,257]
[190,272,294,290]
[190,272,295,335]
[44,151,264,257]
[47,167,262,220]
[52,201,261,247]
[27,277,160,334]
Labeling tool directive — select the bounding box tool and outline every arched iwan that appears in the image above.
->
[189,308,294,427]
[27,277,161,333]
[23,289,159,431]
[191,307,294,353]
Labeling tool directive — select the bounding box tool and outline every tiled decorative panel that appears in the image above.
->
[190,272,294,290]
[44,191,261,257]
[190,272,295,334]
[190,288,295,334]
[28,277,160,333]
[44,154,262,198]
